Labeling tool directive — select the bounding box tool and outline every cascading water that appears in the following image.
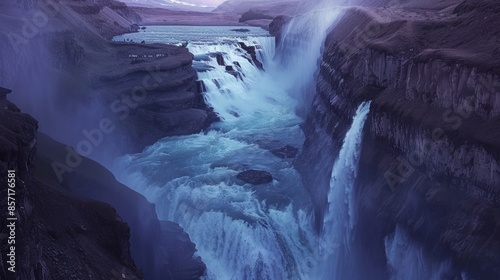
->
[277,4,343,115]
[110,5,458,279]
[313,101,371,279]
[111,2,349,279]
[113,26,324,280]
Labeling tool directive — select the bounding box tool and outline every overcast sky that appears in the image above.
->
[121,0,293,10]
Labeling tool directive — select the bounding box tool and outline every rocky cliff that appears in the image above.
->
[281,0,500,278]
[0,101,144,280]
[36,132,206,280]
[0,96,206,280]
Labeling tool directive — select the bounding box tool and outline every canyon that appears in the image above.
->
[1,0,499,279]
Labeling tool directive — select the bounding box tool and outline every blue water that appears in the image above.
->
[111,10,366,279]
[113,25,272,45]
[111,10,461,279]
[113,26,319,280]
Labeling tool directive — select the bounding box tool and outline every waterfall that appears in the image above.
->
[277,5,343,115]
[315,101,371,279]
[113,26,319,280]
[189,36,282,122]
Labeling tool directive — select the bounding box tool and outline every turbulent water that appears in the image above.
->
[113,26,320,280]
[111,8,459,280]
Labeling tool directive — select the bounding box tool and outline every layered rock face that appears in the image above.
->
[291,1,500,278]
[0,0,215,156]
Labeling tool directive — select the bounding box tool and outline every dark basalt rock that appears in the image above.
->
[231,28,251,33]
[213,53,225,66]
[0,101,144,279]
[226,70,242,80]
[269,15,292,45]
[36,131,208,280]
[160,221,207,279]
[295,4,500,278]
[238,42,264,70]
[271,145,299,159]
[237,170,273,185]
[239,10,273,23]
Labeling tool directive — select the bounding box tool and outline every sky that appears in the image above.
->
[122,0,288,9]
[182,0,225,7]
[123,0,227,8]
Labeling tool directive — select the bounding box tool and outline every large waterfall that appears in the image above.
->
[278,6,343,115]
[111,4,348,278]
[110,3,377,279]
[113,26,320,280]
[110,7,461,279]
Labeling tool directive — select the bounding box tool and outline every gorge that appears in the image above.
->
[1,0,499,280]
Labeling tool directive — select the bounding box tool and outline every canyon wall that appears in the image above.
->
[279,1,500,278]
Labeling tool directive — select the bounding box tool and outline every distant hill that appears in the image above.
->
[119,0,216,12]
[213,0,299,16]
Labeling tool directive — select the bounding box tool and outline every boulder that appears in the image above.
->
[236,170,273,185]
[231,28,251,32]
[238,42,264,70]
[271,145,299,159]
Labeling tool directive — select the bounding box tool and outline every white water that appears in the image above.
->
[111,4,354,279]
[278,6,343,114]
[113,29,321,280]
[314,101,371,279]
[109,7,460,279]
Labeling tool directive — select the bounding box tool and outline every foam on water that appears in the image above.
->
[113,26,319,280]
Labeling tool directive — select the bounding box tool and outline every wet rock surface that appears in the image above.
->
[236,170,273,185]
[238,42,264,70]
[271,145,299,159]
